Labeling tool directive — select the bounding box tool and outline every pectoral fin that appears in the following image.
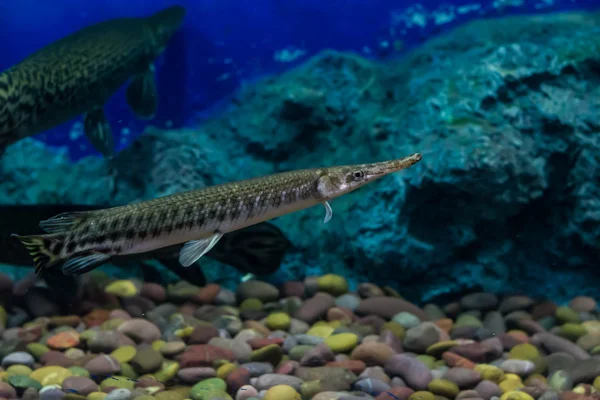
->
[126,64,158,119]
[323,201,333,223]
[179,233,224,267]
[84,108,115,158]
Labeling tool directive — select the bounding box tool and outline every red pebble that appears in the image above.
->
[327,307,354,322]
[499,332,528,350]
[192,284,221,304]
[226,367,250,395]
[179,302,198,315]
[282,281,305,298]
[326,360,366,374]
[140,283,166,302]
[558,392,600,400]
[83,309,110,327]
[377,387,414,400]
[442,351,475,369]
[41,351,76,367]
[179,345,235,367]
[275,360,298,375]
[18,325,43,343]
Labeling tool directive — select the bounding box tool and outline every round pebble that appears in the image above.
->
[0,276,598,400]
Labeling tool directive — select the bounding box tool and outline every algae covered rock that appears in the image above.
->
[2,11,600,303]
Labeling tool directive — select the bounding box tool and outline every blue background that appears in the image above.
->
[0,0,594,160]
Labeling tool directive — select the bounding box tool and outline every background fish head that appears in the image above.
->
[147,5,187,51]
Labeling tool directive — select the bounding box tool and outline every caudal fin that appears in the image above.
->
[11,234,62,276]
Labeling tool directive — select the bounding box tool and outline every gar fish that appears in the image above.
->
[13,153,422,277]
[1,204,292,285]
[0,5,186,158]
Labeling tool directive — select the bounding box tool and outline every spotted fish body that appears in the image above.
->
[14,153,422,276]
[0,5,186,156]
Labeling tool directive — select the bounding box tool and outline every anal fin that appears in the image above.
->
[62,252,111,276]
[179,232,223,267]
[84,108,115,159]
[126,64,158,120]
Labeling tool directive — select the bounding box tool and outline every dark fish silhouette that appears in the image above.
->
[1,204,292,287]
[0,6,186,158]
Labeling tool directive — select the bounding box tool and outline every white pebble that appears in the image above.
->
[236,384,258,400]
[106,388,132,400]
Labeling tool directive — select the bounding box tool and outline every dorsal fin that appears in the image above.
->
[39,211,92,233]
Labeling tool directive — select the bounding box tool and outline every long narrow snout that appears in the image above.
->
[367,153,423,178]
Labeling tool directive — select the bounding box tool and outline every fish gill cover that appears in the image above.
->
[1,3,600,304]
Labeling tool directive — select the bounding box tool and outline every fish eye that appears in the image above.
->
[352,170,364,181]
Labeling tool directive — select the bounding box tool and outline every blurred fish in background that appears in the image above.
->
[0,5,186,159]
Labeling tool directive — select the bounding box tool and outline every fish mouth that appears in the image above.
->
[369,153,423,177]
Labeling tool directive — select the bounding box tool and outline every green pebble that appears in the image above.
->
[591,344,600,355]
[154,392,184,400]
[300,380,323,399]
[324,333,358,353]
[26,343,50,359]
[409,391,436,400]
[101,318,125,330]
[316,274,348,296]
[110,346,137,363]
[68,366,90,378]
[119,362,138,380]
[130,346,164,374]
[288,345,314,361]
[154,360,180,383]
[382,321,405,339]
[559,323,587,341]
[556,306,580,324]
[240,298,263,312]
[538,316,556,330]
[100,375,135,390]
[280,297,303,316]
[0,344,14,360]
[5,364,32,377]
[8,375,42,391]
[549,370,572,391]
[416,355,437,370]
[0,306,6,326]
[250,344,283,365]
[266,312,291,331]
[190,377,229,400]
[392,312,421,329]
[454,314,483,328]
[508,344,540,361]
[428,378,460,398]
[152,392,181,400]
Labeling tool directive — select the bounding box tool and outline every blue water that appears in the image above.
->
[0,0,595,160]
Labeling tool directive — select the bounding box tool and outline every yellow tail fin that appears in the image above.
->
[11,234,62,276]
